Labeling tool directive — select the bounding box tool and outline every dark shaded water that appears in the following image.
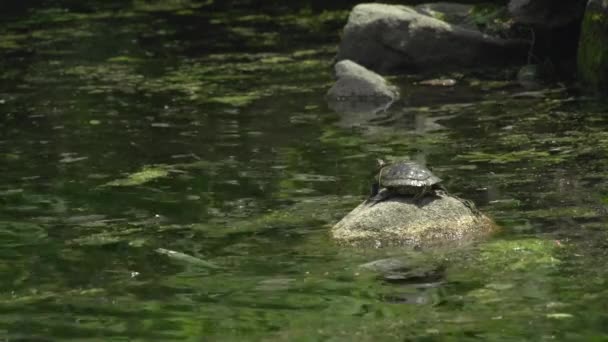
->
[2,1,608,341]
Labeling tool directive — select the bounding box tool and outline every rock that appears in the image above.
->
[417,78,457,87]
[517,64,543,89]
[327,60,399,101]
[415,2,476,30]
[336,3,527,73]
[508,0,587,28]
[326,59,399,114]
[577,0,608,93]
[359,256,442,282]
[331,191,498,248]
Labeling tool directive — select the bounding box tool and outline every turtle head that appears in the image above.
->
[376,159,387,169]
[371,159,387,177]
[375,159,389,185]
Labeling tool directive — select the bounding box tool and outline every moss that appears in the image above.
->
[447,238,559,282]
[0,33,26,50]
[132,0,205,12]
[102,165,170,187]
[454,149,563,164]
[524,206,599,219]
[107,56,143,63]
[208,94,259,107]
[577,7,608,92]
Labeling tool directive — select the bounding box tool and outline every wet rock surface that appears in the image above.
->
[414,2,477,30]
[332,191,498,248]
[327,59,399,102]
[327,59,399,115]
[335,3,528,73]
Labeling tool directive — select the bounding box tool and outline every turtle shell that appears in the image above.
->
[378,161,441,188]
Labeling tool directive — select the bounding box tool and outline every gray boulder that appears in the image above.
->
[331,191,497,248]
[327,59,399,114]
[508,0,587,28]
[414,2,477,30]
[336,3,527,73]
[327,59,399,102]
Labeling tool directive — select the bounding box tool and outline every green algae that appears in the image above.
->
[200,195,353,238]
[455,150,555,164]
[448,238,559,282]
[60,49,328,106]
[3,2,608,341]
[208,95,259,107]
[132,0,207,12]
[0,221,48,248]
[106,56,144,63]
[277,9,350,33]
[0,33,26,50]
[524,206,600,220]
[102,166,170,187]
[0,287,106,307]
[68,227,144,246]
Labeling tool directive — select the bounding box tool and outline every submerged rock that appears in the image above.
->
[517,64,543,89]
[331,191,497,248]
[359,256,443,283]
[336,3,527,73]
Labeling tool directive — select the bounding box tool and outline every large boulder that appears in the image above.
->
[577,0,608,93]
[331,191,498,248]
[414,2,477,30]
[335,3,528,73]
[508,0,587,28]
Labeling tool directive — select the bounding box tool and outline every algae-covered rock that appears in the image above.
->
[331,192,497,248]
[577,0,608,93]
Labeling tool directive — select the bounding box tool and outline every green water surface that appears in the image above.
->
[2,1,608,341]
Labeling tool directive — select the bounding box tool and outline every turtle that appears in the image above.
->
[368,159,444,204]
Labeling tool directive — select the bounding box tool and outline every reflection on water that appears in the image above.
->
[2,1,608,341]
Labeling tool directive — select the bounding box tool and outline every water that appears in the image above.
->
[2,1,608,341]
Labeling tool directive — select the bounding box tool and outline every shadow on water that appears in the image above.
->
[2,0,608,341]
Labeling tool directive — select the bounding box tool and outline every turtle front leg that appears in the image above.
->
[365,181,380,205]
[413,185,429,205]
[366,187,392,205]
[370,181,380,198]
[434,183,448,195]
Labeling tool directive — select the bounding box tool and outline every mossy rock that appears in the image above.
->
[331,192,498,248]
[577,0,608,93]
